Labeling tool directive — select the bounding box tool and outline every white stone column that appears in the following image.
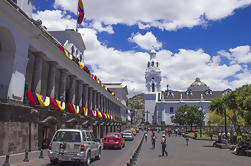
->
[76,81,83,106]
[104,98,107,113]
[93,90,97,110]
[97,92,100,110]
[6,40,29,102]
[69,76,76,104]
[108,100,110,114]
[83,84,88,108]
[88,87,93,109]
[59,70,67,100]
[31,53,43,93]
[101,95,104,112]
[46,62,56,98]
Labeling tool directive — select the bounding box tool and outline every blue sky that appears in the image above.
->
[33,0,251,96]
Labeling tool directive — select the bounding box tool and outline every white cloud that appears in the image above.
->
[78,28,149,96]
[129,32,162,50]
[33,10,76,31]
[78,28,251,95]
[92,21,114,34]
[157,49,244,91]
[54,0,251,31]
[33,9,251,96]
[138,23,151,30]
[218,45,251,64]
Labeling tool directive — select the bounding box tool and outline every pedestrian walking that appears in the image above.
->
[185,137,189,146]
[144,131,148,143]
[161,134,168,156]
[151,132,156,149]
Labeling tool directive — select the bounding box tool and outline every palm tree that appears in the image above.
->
[209,98,225,114]
[209,97,227,136]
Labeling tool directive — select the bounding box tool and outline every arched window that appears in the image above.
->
[147,62,150,67]
[152,61,154,67]
[152,83,155,92]
[156,62,158,67]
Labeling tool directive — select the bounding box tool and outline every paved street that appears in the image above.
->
[136,133,251,166]
[0,132,143,166]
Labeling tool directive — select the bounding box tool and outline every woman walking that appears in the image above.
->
[161,134,168,156]
[151,132,156,149]
[144,130,148,143]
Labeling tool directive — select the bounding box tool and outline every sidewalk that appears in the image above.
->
[0,150,49,166]
[136,133,168,166]
[136,133,251,166]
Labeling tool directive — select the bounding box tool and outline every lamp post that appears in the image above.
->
[184,111,187,132]
[198,107,203,138]
[224,108,227,139]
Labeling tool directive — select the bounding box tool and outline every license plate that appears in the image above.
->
[109,139,114,142]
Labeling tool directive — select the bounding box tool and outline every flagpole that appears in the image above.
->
[76,0,79,32]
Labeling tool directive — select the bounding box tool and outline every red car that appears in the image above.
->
[103,132,125,149]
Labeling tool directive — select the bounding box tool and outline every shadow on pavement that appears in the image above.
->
[201,145,214,148]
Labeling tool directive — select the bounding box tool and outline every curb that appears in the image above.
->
[123,134,144,166]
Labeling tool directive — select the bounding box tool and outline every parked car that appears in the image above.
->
[135,127,139,133]
[122,130,134,141]
[48,129,101,166]
[129,125,139,133]
[103,132,125,149]
[130,128,137,136]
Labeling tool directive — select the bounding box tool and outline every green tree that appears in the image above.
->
[209,84,251,135]
[173,105,205,131]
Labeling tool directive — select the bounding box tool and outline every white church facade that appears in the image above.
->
[144,49,231,125]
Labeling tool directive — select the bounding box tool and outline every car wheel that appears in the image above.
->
[96,148,101,160]
[50,159,58,165]
[85,152,91,166]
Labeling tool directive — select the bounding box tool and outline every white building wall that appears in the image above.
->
[17,0,33,18]
[144,93,157,124]
[155,101,210,125]
[0,9,30,101]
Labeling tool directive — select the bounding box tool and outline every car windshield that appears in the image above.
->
[106,133,119,137]
[53,131,81,142]
[124,130,132,133]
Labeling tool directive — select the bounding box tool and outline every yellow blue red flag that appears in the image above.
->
[78,0,84,24]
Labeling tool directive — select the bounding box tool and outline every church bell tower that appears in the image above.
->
[145,49,161,93]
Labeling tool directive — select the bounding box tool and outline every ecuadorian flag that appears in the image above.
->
[78,0,84,24]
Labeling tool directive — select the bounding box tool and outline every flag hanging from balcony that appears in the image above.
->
[77,0,84,24]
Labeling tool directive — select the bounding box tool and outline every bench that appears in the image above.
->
[245,150,251,157]
[228,145,236,150]
[215,143,229,149]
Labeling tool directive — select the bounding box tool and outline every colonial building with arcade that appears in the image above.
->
[144,49,231,126]
[0,0,127,155]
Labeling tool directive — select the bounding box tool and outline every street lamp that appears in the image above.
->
[224,107,228,139]
[184,111,187,132]
[198,107,203,138]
